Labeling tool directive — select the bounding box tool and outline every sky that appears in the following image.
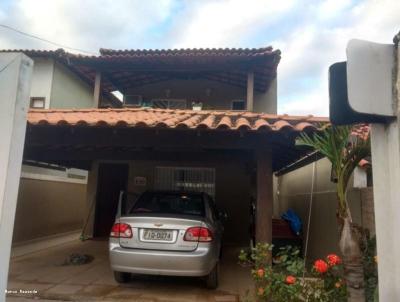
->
[0,0,399,116]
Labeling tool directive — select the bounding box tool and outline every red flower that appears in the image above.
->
[314,259,329,273]
[285,275,296,285]
[327,254,341,266]
[257,268,265,278]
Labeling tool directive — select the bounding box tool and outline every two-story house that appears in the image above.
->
[22,47,326,247]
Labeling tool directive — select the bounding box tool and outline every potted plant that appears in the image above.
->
[192,101,203,111]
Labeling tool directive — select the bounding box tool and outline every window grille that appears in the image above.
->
[151,99,187,109]
[155,167,215,197]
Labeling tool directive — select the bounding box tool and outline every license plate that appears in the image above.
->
[142,229,173,241]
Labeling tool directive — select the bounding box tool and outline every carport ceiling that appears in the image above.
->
[68,47,281,93]
[24,108,327,171]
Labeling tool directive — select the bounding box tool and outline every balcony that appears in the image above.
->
[68,47,281,113]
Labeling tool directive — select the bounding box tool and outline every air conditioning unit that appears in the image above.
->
[124,95,143,107]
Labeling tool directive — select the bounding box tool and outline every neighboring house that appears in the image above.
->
[0,49,121,110]
[0,49,119,245]
[22,47,328,248]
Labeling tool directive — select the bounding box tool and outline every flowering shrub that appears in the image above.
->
[327,254,341,266]
[285,275,296,285]
[314,259,329,274]
[239,243,347,302]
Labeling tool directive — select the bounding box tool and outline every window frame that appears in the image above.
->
[151,98,187,109]
[231,99,246,111]
[30,97,46,109]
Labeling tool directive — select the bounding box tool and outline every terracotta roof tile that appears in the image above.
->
[27,108,328,132]
[98,47,279,58]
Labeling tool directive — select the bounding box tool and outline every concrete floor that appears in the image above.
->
[7,239,253,302]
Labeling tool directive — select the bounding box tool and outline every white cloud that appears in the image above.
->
[0,0,175,53]
[279,85,330,116]
[171,0,296,48]
[317,0,353,20]
[276,0,400,116]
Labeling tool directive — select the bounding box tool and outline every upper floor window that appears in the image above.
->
[231,99,246,111]
[30,97,45,109]
[124,95,142,107]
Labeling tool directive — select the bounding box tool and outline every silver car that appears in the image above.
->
[109,190,224,289]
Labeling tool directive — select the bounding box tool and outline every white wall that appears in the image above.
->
[21,165,88,184]
[30,58,54,109]
[29,58,95,109]
[0,52,33,302]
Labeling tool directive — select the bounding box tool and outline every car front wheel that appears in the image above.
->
[113,271,131,283]
[205,263,219,289]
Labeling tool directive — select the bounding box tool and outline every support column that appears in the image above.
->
[82,161,99,239]
[371,122,400,301]
[247,71,254,112]
[0,53,33,302]
[255,149,273,243]
[93,70,102,108]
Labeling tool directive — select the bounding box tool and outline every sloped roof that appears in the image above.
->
[98,47,279,58]
[1,46,281,94]
[27,108,327,132]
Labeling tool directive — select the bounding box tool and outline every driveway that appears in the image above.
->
[7,239,253,301]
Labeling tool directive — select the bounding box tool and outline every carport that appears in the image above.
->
[25,108,324,245]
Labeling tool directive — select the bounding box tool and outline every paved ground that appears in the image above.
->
[7,239,253,302]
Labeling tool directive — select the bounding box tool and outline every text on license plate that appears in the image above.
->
[143,229,173,241]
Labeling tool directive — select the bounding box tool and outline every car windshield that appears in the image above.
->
[130,192,205,216]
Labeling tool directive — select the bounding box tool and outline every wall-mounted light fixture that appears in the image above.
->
[165,89,171,98]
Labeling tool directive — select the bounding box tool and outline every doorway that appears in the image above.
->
[94,163,129,237]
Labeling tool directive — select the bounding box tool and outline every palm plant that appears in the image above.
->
[297,125,370,302]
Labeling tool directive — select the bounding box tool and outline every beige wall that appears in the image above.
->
[125,77,277,113]
[254,77,277,113]
[277,158,364,260]
[50,61,93,108]
[12,178,86,243]
[85,156,254,246]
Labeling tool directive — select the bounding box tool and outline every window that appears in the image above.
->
[124,95,142,107]
[155,167,216,197]
[231,100,246,110]
[130,192,205,217]
[30,97,45,109]
[151,99,187,109]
